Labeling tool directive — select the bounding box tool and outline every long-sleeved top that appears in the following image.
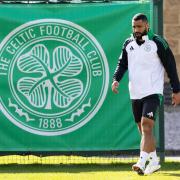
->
[113,31,180,99]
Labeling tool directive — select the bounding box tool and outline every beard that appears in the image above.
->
[133,29,148,40]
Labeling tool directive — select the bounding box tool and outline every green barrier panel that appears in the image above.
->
[0,2,156,151]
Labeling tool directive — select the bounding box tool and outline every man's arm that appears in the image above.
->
[154,36,180,105]
[112,42,128,93]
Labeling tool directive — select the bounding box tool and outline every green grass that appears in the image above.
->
[0,161,179,180]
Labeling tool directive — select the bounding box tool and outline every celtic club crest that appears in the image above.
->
[0,19,109,136]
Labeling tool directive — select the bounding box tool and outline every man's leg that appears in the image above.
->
[132,119,150,174]
[137,122,142,134]
[132,94,161,175]
[141,117,155,153]
[141,117,161,174]
[131,100,146,174]
[133,117,158,175]
[141,95,161,175]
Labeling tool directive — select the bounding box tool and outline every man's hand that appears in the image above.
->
[172,92,180,106]
[112,81,119,94]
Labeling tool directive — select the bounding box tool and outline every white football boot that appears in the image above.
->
[144,160,161,175]
[132,160,145,175]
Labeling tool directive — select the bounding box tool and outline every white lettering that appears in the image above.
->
[72,34,80,43]
[66,29,74,39]
[6,46,16,55]
[54,26,60,36]
[0,57,10,75]
[87,51,96,58]
[93,70,102,77]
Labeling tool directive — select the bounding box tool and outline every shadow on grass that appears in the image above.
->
[0,163,131,173]
[158,162,180,177]
[0,162,179,176]
[161,173,180,177]
[161,162,180,171]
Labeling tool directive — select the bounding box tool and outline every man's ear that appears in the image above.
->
[146,23,149,31]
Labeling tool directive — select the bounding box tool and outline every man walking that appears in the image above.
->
[112,13,180,175]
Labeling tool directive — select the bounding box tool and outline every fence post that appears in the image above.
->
[152,0,165,163]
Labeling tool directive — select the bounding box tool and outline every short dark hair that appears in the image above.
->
[132,13,148,22]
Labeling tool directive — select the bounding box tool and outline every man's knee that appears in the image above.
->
[141,117,154,135]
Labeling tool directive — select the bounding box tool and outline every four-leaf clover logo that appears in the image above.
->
[17,44,83,109]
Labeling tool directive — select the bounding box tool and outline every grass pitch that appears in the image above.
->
[0,159,179,180]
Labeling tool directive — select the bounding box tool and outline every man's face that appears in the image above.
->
[132,20,149,40]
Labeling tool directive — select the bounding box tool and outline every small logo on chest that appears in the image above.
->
[144,44,151,52]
